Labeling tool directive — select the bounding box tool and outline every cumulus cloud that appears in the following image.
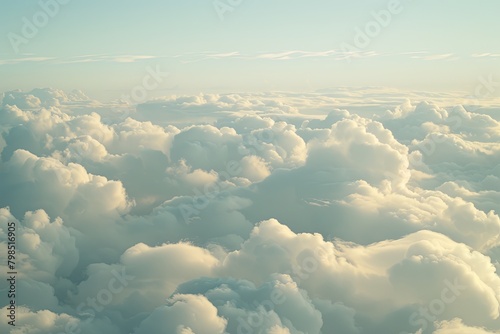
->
[1,88,499,333]
[133,294,227,334]
[433,318,500,334]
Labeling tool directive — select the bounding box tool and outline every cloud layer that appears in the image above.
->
[1,88,499,333]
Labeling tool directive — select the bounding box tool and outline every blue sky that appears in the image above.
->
[1,0,499,100]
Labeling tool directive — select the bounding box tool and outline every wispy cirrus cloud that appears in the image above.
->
[2,50,498,67]
[0,56,55,65]
[178,49,380,63]
[472,53,500,58]
[256,50,338,60]
[398,51,429,55]
[410,52,458,61]
[174,49,480,63]
[0,54,161,66]
[57,54,160,64]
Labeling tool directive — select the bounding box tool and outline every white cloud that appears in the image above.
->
[1,88,500,333]
[434,318,500,334]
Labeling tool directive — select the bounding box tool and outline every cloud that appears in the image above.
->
[434,318,500,334]
[134,294,227,334]
[471,53,500,59]
[1,88,500,333]
[411,53,456,61]
[0,55,160,66]
[0,307,121,334]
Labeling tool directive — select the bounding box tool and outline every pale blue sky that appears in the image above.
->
[1,0,499,100]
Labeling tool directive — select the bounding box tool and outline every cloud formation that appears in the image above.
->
[1,88,499,333]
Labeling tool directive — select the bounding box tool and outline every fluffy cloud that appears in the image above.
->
[0,149,131,221]
[433,318,500,334]
[1,88,500,333]
[133,294,227,334]
[0,208,78,281]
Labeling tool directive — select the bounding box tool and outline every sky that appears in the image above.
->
[1,0,500,100]
[1,2,500,334]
